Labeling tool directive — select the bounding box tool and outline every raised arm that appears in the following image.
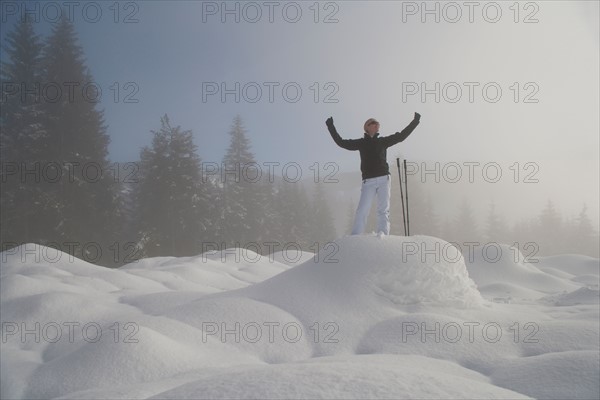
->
[381,112,421,148]
[326,117,361,151]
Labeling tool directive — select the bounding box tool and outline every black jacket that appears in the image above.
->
[328,117,420,181]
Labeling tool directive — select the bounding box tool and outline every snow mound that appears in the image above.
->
[570,274,600,288]
[465,243,580,293]
[346,234,485,307]
[477,282,545,301]
[242,234,485,309]
[537,254,600,277]
[0,243,106,276]
[489,350,599,400]
[1,235,599,399]
[145,354,530,400]
[540,287,600,306]
[0,244,168,301]
[120,251,290,294]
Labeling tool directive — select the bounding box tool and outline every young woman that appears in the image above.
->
[326,113,421,235]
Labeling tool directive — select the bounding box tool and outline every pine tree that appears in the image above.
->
[0,17,46,248]
[268,180,287,244]
[254,176,275,250]
[39,15,123,265]
[256,177,279,253]
[1,16,123,265]
[134,114,212,257]
[220,115,265,249]
[570,204,599,257]
[537,199,563,256]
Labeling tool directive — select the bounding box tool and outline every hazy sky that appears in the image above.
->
[1,0,598,227]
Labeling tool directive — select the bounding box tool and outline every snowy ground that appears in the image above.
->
[1,234,598,399]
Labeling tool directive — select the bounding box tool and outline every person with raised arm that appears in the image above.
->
[326,113,421,235]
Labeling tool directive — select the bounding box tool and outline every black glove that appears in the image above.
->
[326,116,334,129]
[414,112,421,121]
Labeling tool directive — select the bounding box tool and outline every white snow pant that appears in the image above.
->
[351,174,391,235]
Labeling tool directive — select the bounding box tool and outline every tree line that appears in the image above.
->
[0,17,337,266]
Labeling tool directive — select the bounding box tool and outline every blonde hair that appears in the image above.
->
[364,118,379,132]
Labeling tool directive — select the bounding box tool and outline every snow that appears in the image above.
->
[540,287,600,306]
[1,234,598,399]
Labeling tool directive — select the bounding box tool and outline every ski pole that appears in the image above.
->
[396,158,407,236]
[404,159,410,236]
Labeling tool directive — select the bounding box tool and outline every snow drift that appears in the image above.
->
[240,234,485,307]
[1,235,598,399]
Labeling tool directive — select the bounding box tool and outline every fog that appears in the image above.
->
[1,1,598,263]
